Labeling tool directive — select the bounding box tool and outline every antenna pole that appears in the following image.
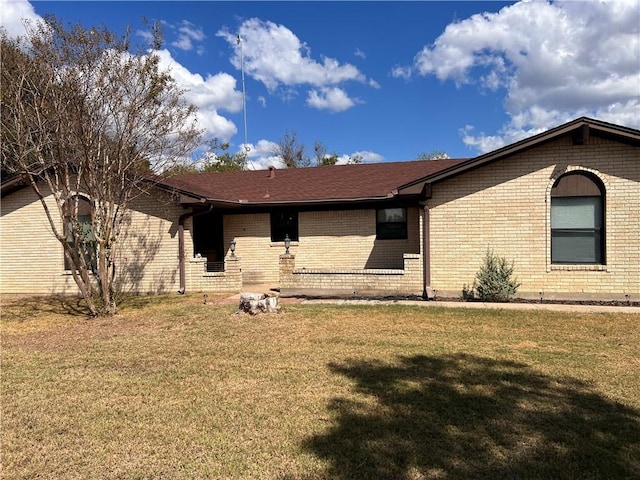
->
[237,35,251,165]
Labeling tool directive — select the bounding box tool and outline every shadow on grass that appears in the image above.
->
[302,354,640,479]
[1,295,92,318]
[0,293,183,320]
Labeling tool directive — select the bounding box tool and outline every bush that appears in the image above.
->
[466,249,521,302]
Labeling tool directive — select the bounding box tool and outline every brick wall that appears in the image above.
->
[280,253,423,297]
[1,186,78,294]
[114,191,185,294]
[428,136,639,300]
[3,135,636,301]
[0,185,185,295]
[224,208,421,285]
[188,256,242,293]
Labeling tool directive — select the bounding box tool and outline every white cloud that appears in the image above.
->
[1,2,239,149]
[238,141,384,169]
[391,65,412,80]
[400,0,640,152]
[306,87,357,112]
[244,139,285,170]
[171,20,206,52]
[337,150,385,165]
[155,49,242,142]
[217,18,374,111]
[0,0,42,38]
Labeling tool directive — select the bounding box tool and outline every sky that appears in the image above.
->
[2,0,639,169]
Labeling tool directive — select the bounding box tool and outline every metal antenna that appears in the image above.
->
[237,34,253,169]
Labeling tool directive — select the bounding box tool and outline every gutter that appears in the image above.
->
[201,193,398,209]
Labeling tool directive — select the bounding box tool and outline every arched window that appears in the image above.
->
[551,172,605,264]
[64,196,95,270]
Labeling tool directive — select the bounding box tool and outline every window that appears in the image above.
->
[270,210,298,242]
[64,196,96,270]
[376,208,407,240]
[551,172,604,264]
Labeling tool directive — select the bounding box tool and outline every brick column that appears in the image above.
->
[225,256,242,291]
[279,254,295,288]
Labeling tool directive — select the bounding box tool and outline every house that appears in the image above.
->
[1,117,638,301]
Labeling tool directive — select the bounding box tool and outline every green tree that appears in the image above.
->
[163,139,247,175]
[1,18,202,316]
[347,154,363,164]
[417,150,450,160]
[200,139,247,172]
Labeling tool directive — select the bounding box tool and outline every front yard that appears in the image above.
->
[2,295,639,479]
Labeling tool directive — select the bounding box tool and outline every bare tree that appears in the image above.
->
[272,131,309,168]
[313,141,338,166]
[1,18,202,316]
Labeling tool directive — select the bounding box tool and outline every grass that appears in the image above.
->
[2,295,639,479]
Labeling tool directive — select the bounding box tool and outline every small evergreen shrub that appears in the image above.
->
[462,281,476,301]
[467,249,521,302]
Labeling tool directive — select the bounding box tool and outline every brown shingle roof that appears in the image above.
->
[162,159,466,206]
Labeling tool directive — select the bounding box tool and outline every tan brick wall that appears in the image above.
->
[4,136,635,301]
[188,256,242,293]
[280,253,423,297]
[114,191,185,294]
[1,186,77,294]
[1,185,185,295]
[224,208,421,284]
[428,136,639,299]
[223,213,277,284]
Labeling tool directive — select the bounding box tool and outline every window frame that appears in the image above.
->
[376,207,408,240]
[63,196,96,271]
[270,209,299,242]
[550,172,605,265]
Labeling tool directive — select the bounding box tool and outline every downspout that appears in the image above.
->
[178,210,193,294]
[178,205,213,294]
[422,204,434,300]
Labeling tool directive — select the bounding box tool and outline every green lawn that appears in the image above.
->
[2,295,639,479]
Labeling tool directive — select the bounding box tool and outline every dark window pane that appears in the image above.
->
[551,230,602,264]
[376,208,408,240]
[377,208,406,223]
[551,197,602,229]
[271,210,298,242]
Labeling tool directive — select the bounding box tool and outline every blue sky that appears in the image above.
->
[3,0,639,168]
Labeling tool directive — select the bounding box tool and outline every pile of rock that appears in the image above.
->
[238,292,280,315]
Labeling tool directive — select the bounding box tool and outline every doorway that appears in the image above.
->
[193,211,224,272]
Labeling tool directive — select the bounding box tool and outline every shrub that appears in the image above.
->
[469,249,521,302]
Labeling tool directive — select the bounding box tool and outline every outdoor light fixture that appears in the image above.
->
[284,234,291,255]
[230,238,236,257]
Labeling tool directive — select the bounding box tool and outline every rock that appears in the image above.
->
[239,292,280,315]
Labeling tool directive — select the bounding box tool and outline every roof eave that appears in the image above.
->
[397,117,640,194]
[196,193,405,209]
